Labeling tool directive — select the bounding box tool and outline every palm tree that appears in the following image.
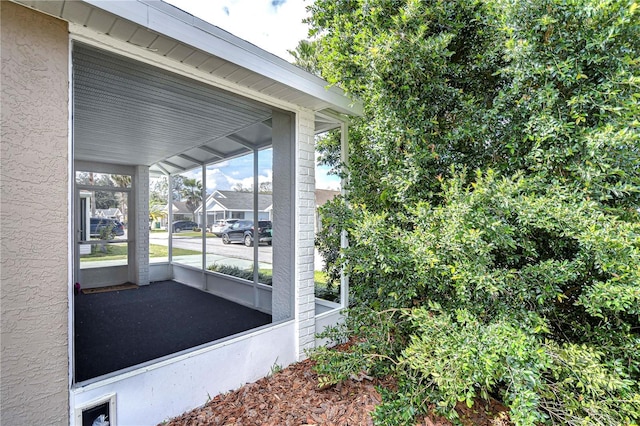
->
[149,202,167,229]
[180,178,202,221]
[111,174,131,222]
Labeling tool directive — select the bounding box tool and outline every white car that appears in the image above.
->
[209,219,239,236]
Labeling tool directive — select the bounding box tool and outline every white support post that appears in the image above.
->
[340,120,349,308]
[167,173,173,263]
[271,110,296,323]
[253,148,259,307]
[201,163,207,281]
[131,165,150,285]
[294,110,316,357]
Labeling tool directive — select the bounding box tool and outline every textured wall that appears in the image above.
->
[1,2,70,424]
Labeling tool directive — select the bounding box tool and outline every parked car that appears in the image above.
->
[172,220,198,232]
[209,219,239,236]
[221,220,272,246]
[90,217,125,238]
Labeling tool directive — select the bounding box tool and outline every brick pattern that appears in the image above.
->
[134,165,150,285]
[296,110,317,356]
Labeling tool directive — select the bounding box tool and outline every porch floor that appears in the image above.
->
[74,280,272,382]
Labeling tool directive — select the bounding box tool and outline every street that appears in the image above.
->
[150,232,272,264]
[150,232,326,270]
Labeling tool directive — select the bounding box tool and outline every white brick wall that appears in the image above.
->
[296,110,316,357]
[133,165,150,285]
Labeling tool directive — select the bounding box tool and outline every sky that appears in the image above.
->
[164,0,310,61]
[163,0,340,191]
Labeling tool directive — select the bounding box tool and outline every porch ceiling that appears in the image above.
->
[74,43,273,174]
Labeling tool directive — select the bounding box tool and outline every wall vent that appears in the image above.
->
[74,393,116,426]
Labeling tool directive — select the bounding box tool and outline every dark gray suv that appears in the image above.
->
[90,217,125,237]
[172,220,198,232]
[221,220,272,246]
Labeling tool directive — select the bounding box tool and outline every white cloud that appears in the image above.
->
[204,166,273,191]
[164,0,310,60]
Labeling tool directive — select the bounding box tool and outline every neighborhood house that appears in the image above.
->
[196,190,273,226]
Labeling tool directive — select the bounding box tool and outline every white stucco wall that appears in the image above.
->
[0,2,70,424]
[71,321,297,426]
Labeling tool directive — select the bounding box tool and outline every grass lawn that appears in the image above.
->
[314,270,340,301]
[80,244,200,261]
[314,270,328,286]
[258,269,332,286]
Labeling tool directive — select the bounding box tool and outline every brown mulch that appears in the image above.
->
[81,282,138,294]
[162,358,510,426]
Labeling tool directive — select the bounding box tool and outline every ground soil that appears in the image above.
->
[162,358,510,426]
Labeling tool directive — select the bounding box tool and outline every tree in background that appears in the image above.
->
[288,39,320,74]
[171,174,186,202]
[180,177,202,221]
[307,0,639,424]
[232,181,273,194]
[111,174,131,223]
[150,176,169,205]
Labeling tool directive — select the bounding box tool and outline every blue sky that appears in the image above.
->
[165,0,340,190]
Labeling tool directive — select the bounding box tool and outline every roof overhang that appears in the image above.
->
[13,0,362,117]
[13,0,361,175]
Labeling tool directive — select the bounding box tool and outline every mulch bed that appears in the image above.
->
[162,357,509,426]
[81,282,138,294]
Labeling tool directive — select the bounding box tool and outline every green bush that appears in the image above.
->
[304,0,640,422]
[315,196,350,298]
[313,172,640,424]
[98,221,116,241]
[207,264,342,301]
[207,264,272,285]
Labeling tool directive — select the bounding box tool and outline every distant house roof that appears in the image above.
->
[94,208,123,219]
[315,189,340,208]
[167,201,192,214]
[196,189,339,214]
[197,190,272,213]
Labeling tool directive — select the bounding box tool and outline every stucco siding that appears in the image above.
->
[1,2,70,424]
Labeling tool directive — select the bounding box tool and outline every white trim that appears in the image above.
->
[74,393,117,426]
[340,119,350,309]
[67,33,76,423]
